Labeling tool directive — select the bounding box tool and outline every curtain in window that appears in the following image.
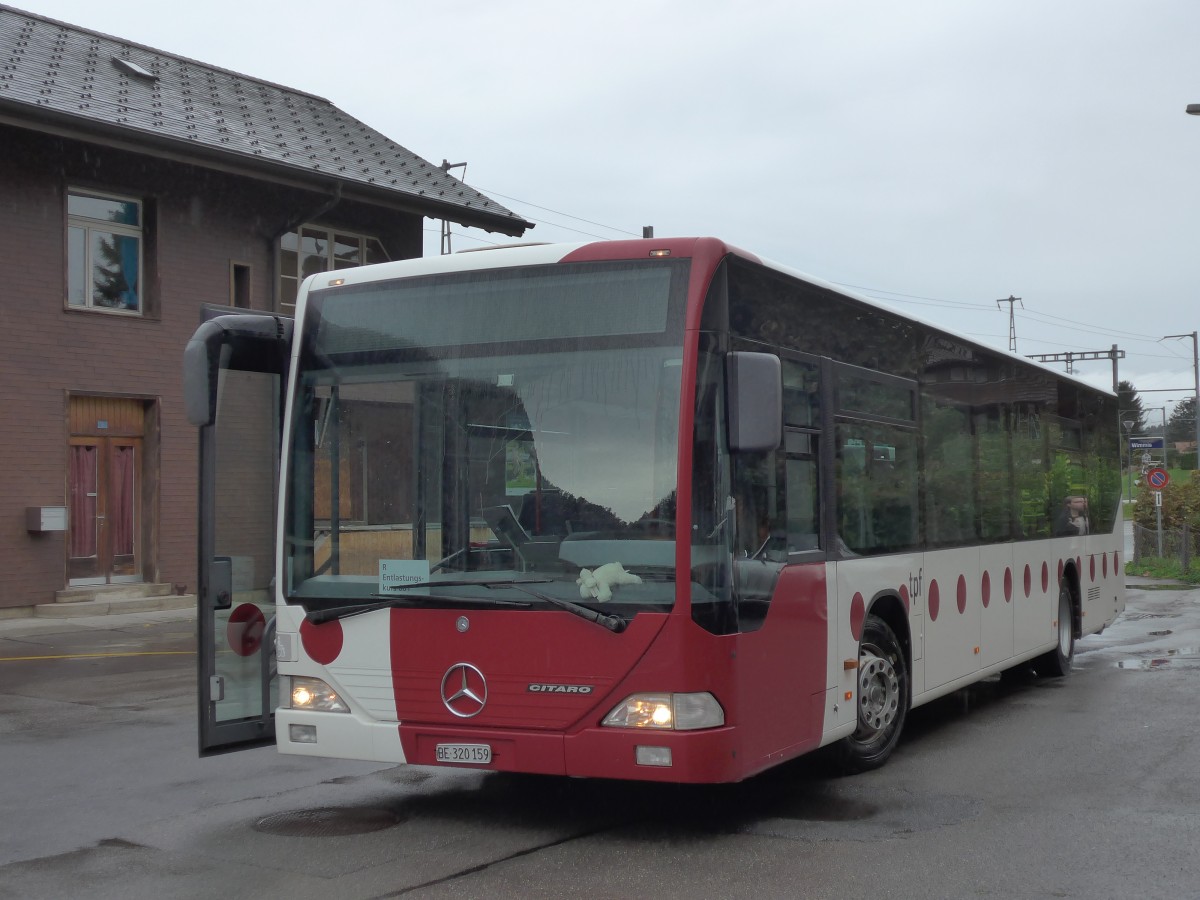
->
[111,445,136,556]
[69,445,98,558]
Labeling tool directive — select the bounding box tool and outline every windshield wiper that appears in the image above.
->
[502,582,627,633]
[371,578,554,593]
[307,580,542,624]
[306,578,625,632]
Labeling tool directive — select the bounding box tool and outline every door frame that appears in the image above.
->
[186,312,292,754]
[66,394,157,587]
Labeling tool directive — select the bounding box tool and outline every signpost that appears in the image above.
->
[1146,467,1169,557]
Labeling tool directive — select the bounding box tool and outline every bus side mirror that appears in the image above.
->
[726,351,782,452]
[183,323,225,427]
[183,314,294,427]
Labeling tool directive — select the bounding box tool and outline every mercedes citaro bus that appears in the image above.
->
[185,236,1123,782]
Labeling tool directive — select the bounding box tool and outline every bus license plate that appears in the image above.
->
[435,743,492,764]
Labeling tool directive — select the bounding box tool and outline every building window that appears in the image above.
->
[67,190,143,314]
[230,262,251,308]
[278,226,389,313]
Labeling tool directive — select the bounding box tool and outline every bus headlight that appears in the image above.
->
[601,692,724,730]
[285,676,349,713]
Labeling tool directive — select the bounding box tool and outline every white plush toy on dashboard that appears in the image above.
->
[576,562,642,603]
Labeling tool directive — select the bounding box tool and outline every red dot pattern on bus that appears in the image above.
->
[300,617,344,665]
[850,593,865,640]
[854,547,1113,643]
[852,549,1116,644]
[226,603,266,657]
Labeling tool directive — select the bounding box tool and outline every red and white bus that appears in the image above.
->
[185,236,1124,782]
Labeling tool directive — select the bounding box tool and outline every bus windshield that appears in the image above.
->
[284,260,689,616]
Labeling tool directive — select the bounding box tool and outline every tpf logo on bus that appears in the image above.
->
[908,568,924,600]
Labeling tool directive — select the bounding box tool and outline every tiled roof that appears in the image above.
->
[0,5,531,236]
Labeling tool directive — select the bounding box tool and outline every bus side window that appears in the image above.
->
[781,360,821,554]
[731,449,786,632]
[732,452,786,562]
[836,423,919,555]
[785,431,819,552]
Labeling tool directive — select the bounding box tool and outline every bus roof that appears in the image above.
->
[298,237,1114,398]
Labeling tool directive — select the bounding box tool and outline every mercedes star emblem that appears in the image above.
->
[440,662,487,718]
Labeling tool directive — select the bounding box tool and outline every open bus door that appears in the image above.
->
[184,313,292,755]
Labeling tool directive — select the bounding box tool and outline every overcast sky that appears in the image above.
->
[26,0,1200,414]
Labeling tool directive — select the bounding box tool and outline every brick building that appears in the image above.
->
[0,6,531,615]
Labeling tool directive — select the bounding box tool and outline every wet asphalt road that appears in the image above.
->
[1,580,1197,900]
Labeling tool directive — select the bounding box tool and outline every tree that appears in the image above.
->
[1117,380,1146,436]
[1167,397,1197,445]
[1134,470,1200,531]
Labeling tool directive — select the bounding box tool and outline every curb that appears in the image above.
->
[33,593,195,619]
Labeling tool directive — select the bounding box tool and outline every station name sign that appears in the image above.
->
[1129,437,1165,451]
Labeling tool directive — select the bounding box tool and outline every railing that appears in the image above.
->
[1131,522,1196,570]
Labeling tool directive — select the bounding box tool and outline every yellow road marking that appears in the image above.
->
[0,650,196,662]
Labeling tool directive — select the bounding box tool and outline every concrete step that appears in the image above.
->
[54,582,177,604]
[35,592,195,618]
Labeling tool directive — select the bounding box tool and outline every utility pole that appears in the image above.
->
[1163,331,1200,462]
[997,296,1022,352]
[439,160,468,255]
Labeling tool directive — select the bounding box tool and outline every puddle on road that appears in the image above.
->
[743,789,981,843]
[1115,648,1200,671]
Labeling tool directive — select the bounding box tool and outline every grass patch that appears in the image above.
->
[1125,557,1200,584]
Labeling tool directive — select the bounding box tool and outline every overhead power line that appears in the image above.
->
[470,186,642,238]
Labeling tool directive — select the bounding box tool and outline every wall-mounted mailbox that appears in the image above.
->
[26,507,67,533]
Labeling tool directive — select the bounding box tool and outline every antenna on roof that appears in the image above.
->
[439,160,467,255]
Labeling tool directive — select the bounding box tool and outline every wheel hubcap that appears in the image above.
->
[1059,598,1072,655]
[857,650,899,737]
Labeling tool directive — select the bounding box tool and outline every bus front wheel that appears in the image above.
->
[832,614,909,774]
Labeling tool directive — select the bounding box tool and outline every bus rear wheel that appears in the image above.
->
[831,614,909,774]
[1034,579,1074,677]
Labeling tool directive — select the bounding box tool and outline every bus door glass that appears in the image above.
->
[185,314,291,755]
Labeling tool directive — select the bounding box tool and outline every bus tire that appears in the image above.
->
[1035,579,1074,677]
[832,614,909,774]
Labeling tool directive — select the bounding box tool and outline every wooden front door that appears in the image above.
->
[68,398,146,585]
